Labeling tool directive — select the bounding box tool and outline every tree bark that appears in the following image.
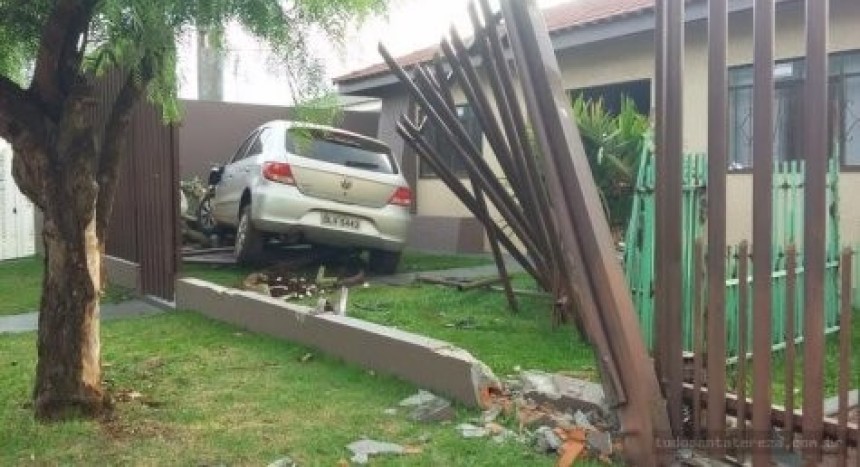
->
[18,87,113,421]
[34,201,107,420]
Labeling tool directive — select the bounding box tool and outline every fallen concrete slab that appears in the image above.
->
[175,278,499,407]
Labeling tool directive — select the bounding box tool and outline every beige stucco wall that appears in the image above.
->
[414,0,860,250]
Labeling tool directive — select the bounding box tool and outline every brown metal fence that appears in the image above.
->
[94,71,180,301]
[656,0,858,464]
[380,0,858,463]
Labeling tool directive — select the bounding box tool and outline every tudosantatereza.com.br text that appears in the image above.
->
[654,434,847,453]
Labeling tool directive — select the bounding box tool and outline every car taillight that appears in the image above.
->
[262,162,295,185]
[388,186,413,207]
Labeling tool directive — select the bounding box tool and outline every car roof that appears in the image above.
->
[260,120,389,149]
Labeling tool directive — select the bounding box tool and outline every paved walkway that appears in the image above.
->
[0,299,165,334]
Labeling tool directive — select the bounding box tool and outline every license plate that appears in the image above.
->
[321,212,361,230]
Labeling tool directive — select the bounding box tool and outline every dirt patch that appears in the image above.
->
[100,412,173,441]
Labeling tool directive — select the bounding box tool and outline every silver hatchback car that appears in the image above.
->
[204,120,412,272]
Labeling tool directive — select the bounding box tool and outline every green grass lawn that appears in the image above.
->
[0,256,134,316]
[183,257,597,379]
[0,311,571,466]
[0,256,43,316]
[347,282,596,378]
[730,314,860,406]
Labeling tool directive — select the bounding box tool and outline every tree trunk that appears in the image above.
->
[34,196,106,420]
[31,118,108,421]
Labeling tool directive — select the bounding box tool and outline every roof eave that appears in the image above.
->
[337,0,798,96]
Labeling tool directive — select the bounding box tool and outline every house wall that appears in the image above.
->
[410,0,860,251]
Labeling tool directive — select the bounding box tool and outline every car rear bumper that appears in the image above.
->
[251,184,411,252]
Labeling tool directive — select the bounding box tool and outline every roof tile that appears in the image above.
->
[334,0,655,84]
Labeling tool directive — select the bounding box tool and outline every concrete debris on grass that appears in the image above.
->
[398,390,455,422]
[266,456,297,467]
[468,370,620,465]
[456,423,489,438]
[241,263,367,304]
[519,370,608,416]
[346,439,420,464]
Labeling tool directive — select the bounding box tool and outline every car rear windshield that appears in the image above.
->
[285,128,397,174]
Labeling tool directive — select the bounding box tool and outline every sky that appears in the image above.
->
[177,0,572,105]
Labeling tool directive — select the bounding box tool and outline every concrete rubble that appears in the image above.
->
[398,390,455,422]
[520,370,608,416]
[427,369,622,465]
[346,439,411,464]
[456,423,489,438]
[266,456,297,467]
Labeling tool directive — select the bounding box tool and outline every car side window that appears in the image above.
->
[247,128,271,156]
[229,131,258,164]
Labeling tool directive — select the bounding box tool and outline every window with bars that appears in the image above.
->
[728,50,860,169]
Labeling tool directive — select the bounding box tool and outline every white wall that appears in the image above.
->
[0,140,36,261]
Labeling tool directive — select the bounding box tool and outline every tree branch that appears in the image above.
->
[96,71,145,241]
[0,75,51,208]
[0,75,47,144]
[31,0,97,119]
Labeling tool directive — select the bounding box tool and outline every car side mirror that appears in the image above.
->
[208,165,224,186]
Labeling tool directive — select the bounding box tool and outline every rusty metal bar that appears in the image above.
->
[474,0,570,305]
[692,237,705,439]
[440,34,521,199]
[737,242,750,455]
[469,1,563,288]
[653,0,668,409]
[389,52,548,275]
[412,65,547,269]
[838,249,853,462]
[751,0,775,463]
[802,0,830,461]
[428,55,519,313]
[655,0,686,437]
[500,1,669,463]
[395,117,540,281]
[706,0,729,455]
[784,244,797,451]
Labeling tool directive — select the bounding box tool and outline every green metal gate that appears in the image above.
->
[623,147,841,356]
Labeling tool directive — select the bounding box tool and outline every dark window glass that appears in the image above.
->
[229,131,258,164]
[420,105,482,178]
[728,50,860,168]
[247,128,271,156]
[286,128,397,174]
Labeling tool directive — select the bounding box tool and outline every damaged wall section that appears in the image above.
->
[175,278,499,407]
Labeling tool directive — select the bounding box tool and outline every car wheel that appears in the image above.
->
[196,195,219,236]
[235,204,263,265]
[368,249,401,275]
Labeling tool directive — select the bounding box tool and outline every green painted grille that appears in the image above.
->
[623,147,841,357]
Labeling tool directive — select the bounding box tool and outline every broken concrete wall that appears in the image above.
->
[175,278,498,407]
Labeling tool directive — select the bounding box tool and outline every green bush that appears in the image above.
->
[572,95,649,235]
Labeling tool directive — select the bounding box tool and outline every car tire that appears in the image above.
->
[196,195,219,236]
[368,249,401,275]
[235,204,263,265]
